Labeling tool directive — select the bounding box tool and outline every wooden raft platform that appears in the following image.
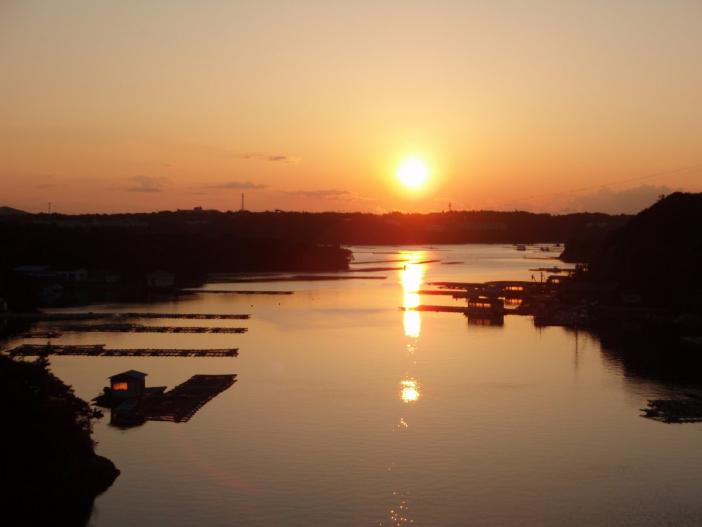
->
[7,344,238,358]
[0,312,250,321]
[54,324,248,334]
[185,289,293,295]
[142,374,237,423]
[401,305,468,313]
[208,275,387,283]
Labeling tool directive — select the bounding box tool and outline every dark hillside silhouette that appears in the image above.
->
[588,192,702,309]
[0,355,119,525]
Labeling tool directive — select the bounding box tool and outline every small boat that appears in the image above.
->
[515,244,526,251]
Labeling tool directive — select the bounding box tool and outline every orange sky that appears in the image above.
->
[1,1,701,214]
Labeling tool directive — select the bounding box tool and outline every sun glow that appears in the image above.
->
[397,157,429,189]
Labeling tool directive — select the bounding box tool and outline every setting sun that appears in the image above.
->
[397,157,430,189]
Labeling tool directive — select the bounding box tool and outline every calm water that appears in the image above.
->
[19,245,702,526]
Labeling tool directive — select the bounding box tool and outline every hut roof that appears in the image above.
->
[109,370,148,381]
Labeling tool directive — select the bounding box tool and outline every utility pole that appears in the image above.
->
[48,202,51,214]
[240,193,245,212]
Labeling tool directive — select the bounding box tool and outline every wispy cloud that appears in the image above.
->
[207,180,268,190]
[127,175,169,193]
[233,153,301,164]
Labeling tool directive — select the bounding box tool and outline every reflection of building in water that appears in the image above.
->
[504,297,523,308]
[96,372,237,428]
[466,315,504,327]
[464,295,504,326]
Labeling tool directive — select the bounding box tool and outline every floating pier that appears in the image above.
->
[346,266,403,272]
[0,312,250,321]
[529,267,576,274]
[352,258,409,264]
[142,374,237,423]
[214,275,388,282]
[7,344,238,358]
[53,324,248,334]
[21,331,62,339]
[429,280,536,290]
[417,289,466,296]
[402,305,468,313]
[185,289,293,295]
[428,280,552,298]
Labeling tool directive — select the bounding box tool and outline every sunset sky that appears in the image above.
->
[2,1,701,214]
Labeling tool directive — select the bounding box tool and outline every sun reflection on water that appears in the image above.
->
[401,253,426,338]
[399,378,420,403]
[379,251,426,527]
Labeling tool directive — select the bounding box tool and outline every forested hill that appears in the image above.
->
[0,209,628,246]
[587,192,702,308]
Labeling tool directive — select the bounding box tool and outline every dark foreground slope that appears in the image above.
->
[0,355,119,526]
[564,193,702,310]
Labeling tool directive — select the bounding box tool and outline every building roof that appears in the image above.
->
[109,370,148,381]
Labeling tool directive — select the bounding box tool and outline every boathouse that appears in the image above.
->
[109,370,147,400]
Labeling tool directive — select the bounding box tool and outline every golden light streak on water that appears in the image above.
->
[399,378,420,403]
[400,251,426,338]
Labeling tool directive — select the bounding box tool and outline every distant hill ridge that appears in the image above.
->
[0,206,28,215]
[0,208,629,245]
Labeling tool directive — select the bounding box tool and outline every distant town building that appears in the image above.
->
[14,265,53,278]
[89,270,121,284]
[146,270,175,289]
[40,283,63,304]
[56,268,88,282]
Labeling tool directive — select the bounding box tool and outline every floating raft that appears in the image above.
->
[345,266,403,272]
[429,280,536,289]
[21,331,62,339]
[142,374,237,423]
[7,344,238,358]
[352,258,409,264]
[185,289,293,295]
[417,289,468,296]
[401,305,468,313]
[0,312,250,321]
[529,267,576,274]
[214,275,387,282]
[53,324,248,334]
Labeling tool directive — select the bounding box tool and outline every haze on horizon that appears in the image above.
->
[1,0,701,215]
